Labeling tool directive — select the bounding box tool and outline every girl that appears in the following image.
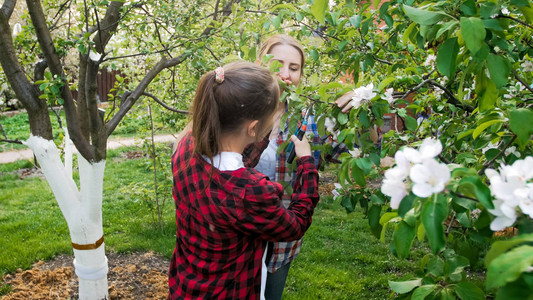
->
[169,61,319,299]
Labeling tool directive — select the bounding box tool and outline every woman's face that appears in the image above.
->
[268,44,302,87]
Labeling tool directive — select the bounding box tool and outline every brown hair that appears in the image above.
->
[191,61,279,159]
[257,34,306,72]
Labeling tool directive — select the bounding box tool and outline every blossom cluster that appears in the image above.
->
[485,157,533,231]
[381,138,450,209]
[350,83,377,109]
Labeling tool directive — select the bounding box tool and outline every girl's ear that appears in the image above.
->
[247,120,259,137]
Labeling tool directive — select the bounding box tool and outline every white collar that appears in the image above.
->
[203,152,244,171]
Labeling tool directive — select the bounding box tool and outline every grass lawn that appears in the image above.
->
[0,144,426,298]
[0,108,183,152]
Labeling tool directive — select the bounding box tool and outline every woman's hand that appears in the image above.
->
[335,90,355,113]
[290,134,312,159]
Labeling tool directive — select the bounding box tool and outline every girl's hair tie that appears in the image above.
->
[214,67,224,83]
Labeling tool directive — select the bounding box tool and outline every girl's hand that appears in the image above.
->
[290,135,311,158]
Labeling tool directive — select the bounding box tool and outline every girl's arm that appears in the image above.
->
[242,133,271,168]
[235,156,319,241]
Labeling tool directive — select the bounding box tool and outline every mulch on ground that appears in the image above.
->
[1,251,169,300]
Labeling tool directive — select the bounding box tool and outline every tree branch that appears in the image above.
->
[428,79,474,112]
[0,4,53,140]
[512,68,533,94]
[479,135,517,175]
[106,0,240,136]
[34,59,48,81]
[26,0,93,159]
[1,0,17,18]
[495,15,533,30]
[142,92,189,114]
[93,1,123,54]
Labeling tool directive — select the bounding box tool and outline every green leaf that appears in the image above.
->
[351,159,366,187]
[456,129,474,140]
[509,109,533,147]
[460,17,486,54]
[405,115,417,132]
[511,0,531,7]
[497,279,533,299]
[444,252,470,282]
[311,0,328,24]
[486,54,511,88]
[485,234,533,267]
[486,245,533,289]
[393,221,416,259]
[476,72,498,112]
[427,255,444,277]
[349,15,362,28]
[411,285,437,300]
[261,54,274,65]
[368,204,383,238]
[437,37,459,78]
[389,278,423,294]
[377,76,396,92]
[316,115,326,137]
[337,111,348,125]
[403,5,447,26]
[421,195,447,254]
[454,282,485,300]
[458,176,493,209]
[472,119,504,139]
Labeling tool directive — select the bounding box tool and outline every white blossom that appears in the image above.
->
[482,142,498,154]
[381,167,409,209]
[486,157,533,231]
[12,23,22,37]
[488,200,517,231]
[350,83,376,109]
[409,159,450,198]
[384,88,394,105]
[424,54,436,68]
[89,50,102,62]
[402,138,442,164]
[521,60,533,72]
[349,148,361,158]
[501,6,510,15]
[324,117,336,134]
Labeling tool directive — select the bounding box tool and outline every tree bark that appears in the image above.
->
[0,6,53,140]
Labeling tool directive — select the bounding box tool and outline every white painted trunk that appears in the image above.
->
[25,135,109,300]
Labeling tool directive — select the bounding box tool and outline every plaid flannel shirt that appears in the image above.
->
[262,114,322,273]
[169,133,319,299]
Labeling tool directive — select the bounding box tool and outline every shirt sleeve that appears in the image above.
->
[242,133,271,168]
[234,156,319,242]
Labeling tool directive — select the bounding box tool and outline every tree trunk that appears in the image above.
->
[25,135,109,299]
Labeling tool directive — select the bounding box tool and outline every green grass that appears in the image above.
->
[283,199,419,299]
[1,146,426,298]
[0,108,184,152]
[0,144,176,278]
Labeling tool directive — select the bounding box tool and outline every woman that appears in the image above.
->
[255,34,353,300]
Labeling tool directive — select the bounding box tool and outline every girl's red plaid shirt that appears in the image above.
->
[168,133,319,299]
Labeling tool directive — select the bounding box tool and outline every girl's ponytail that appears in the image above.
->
[192,72,221,160]
[191,61,280,161]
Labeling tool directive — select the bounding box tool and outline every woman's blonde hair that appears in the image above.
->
[257,34,305,71]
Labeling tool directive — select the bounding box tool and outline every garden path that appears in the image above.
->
[0,134,177,164]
